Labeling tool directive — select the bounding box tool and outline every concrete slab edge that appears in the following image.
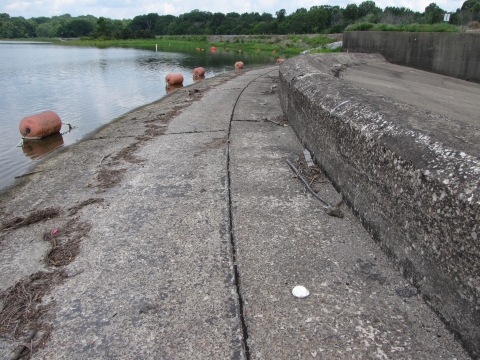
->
[278,53,479,358]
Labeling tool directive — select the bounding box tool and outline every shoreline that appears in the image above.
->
[1,70,228,197]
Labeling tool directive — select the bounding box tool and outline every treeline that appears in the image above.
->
[1,0,479,39]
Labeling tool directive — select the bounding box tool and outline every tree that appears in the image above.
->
[381,6,421,24]
[286,8,308,33]
[36,22,55,37]
[94,17,109,37]
[343,4,358,24]
[306,6,328,33]
[424,2,445,24]
[129,13,159,33]
[155,15,176,35]
[357,1,382,22]
[275,9,286,22]
[64,19,94,37]
[328,7,344,32]
[461,0,480,10]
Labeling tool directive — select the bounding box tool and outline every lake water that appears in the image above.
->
[0,41,275,192]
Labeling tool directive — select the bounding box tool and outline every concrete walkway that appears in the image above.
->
[0,66,469,359]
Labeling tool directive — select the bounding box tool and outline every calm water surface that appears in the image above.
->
[0,41,275,192]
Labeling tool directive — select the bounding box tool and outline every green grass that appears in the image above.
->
[286,35,335,48]
[53,34,337,57]
[0,37,59,42]
[345,22,459,32]
[308,46,343,54]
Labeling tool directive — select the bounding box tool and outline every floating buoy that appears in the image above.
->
[201,48,204,51]
[273,49,277,53]
[211,46,216,51]
[19,110,62,139]
[235,61,244,70]
[276,58,285,64]
[193,67,205,78]
[225,47,229,51]
[165,73,184,86]
[238,49,242,53]
[196,47,200,51]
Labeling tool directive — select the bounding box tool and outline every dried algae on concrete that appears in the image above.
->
[1,208,60,231]
[0,270,67,358]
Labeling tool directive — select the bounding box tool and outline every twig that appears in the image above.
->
[11,329,36,360]
[287,159,344,218]
[264,118,287,127]
[14,171,43,179]
[286,159,330,207]
[99,154,110,167]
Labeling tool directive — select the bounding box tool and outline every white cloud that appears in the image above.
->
[0,0,466,19]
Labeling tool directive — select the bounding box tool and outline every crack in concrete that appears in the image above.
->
[165,129,227,135]
[232,119,263,122]
[226,69,278,359]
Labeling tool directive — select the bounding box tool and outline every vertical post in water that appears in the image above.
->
[156,44,158,52]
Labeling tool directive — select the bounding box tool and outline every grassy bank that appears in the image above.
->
[53,34,338,57]
[345,22,459,32]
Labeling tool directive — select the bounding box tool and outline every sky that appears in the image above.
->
[0,0,465,20]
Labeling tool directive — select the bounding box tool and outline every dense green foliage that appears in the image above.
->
[55,34,337,57]
[1,0,479,39]
[345,22,459,32]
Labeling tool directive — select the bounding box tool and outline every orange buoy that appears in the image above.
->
[225,47,229,51]
[165,73,184,86]
[235,61,244,70]
[238,49,242,53]
[211,46,216,51]
[272,49,277,53]
[19,110,62,139]
[196,47,200,51]
[276,58,285,64]
[193,67,205,78]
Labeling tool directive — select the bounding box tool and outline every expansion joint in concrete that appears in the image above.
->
[164,129,227,135]
[225,71,274,360]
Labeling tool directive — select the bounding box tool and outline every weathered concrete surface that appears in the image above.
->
[0,65,470,359]
[343,31,480,83]
[279,53,480,358]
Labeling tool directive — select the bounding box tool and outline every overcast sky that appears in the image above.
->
[1,0,465,20]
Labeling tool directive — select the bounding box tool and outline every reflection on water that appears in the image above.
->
[166,84,184,93]
[22,133,64,160]
[0,41,276,192]
[193,75,205,82]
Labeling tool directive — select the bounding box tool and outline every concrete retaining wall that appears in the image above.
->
[343,31,480,83]
[278,53,479,358]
